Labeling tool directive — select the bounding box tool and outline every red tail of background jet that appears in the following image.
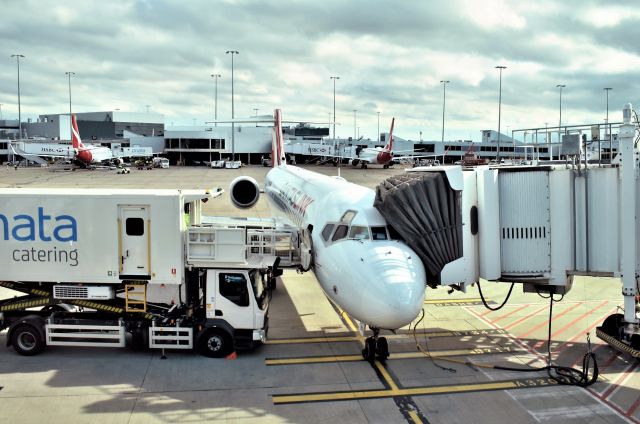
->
[384,118,395,152]
[71,115,93,164]
[271,109,286,168]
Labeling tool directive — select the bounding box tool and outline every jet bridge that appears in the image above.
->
[376,104,639,356]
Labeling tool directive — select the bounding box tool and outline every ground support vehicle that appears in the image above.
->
[0,188,283,357]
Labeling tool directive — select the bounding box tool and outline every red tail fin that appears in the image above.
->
[384,118,395,151]
[71,115,84,149]
[271,109,286,167]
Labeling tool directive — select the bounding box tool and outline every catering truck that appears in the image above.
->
[0,188,282,357]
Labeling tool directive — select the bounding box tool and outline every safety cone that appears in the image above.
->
[226,351,238,360]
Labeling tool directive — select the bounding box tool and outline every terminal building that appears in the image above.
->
[1,109,621,166]
[0,112,165,163]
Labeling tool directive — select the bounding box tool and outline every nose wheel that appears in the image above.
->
[361,328,389,363]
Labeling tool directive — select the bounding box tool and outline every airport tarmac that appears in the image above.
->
[0,164,638,424]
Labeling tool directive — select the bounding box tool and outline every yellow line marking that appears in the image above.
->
[266,329,505,345]
[265,336,362,345]
[424,298,489,304]
[273,380,519,404]
[408,410,422,424]
[374,361,399,391]
[265,347,515,365]
[339,309,359,334]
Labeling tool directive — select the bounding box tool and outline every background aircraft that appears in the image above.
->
[9,115,151,168]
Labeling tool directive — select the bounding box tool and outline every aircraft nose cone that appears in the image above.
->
[361,243,426,329]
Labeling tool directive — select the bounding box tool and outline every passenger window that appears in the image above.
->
[219,273,250,307]
[349,226,370,240]
[126,218,144,236]
[322,224,335,242]
[371,226,388,240]
[332,225,349,241]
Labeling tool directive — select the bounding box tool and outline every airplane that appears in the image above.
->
[318,118,440,169]
[9,115,151,169]
[228,109,427,362]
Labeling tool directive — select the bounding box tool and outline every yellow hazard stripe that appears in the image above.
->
[0,298,50,311]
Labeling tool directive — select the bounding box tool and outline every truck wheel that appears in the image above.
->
[11,325,45,356]
[198,328,233,358]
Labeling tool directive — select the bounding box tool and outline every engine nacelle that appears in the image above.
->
[351,159,360,166]
[112,157,123,166]
[229,176,260,208]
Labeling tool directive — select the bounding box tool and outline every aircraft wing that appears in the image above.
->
[11,141,74,158]
[392,153,442,161]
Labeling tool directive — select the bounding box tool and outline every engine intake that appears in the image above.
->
[229,176,260,208]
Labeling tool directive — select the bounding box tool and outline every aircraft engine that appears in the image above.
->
[113,157,123,166]
[351,159,360,166]
[229,176,260,208]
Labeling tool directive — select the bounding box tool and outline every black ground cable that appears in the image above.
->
[414,285,599,387]
[477,280,515,311]
[412,309,456,373]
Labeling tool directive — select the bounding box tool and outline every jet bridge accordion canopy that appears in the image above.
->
[374,172,463,284]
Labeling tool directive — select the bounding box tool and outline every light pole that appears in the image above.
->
[211,74,221,126]
[556,84,566,140]
[495,66,506,162]
[65,71,75,115]
[440,80,450,143]
[11,54,25,141]
[330,76,339,144]
[377,111,381,142]
[353,109,357,140]
[604,87,612,162]
[65,71,75,141]
[0,104,3,120]
[226,50,239,161]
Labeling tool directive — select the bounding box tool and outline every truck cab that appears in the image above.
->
[193,267,271,357]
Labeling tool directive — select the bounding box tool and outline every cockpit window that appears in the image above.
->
[332,224,349,241]
[371,226,388,240]
[387,225,403,240]
[340,210,358,224]
[321,223,335,242]
[349,226,370,240]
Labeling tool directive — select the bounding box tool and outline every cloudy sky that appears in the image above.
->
[1,0,638,141]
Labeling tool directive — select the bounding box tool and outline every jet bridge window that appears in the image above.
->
[332,224,349,241]
[321,224,335,242]
[219,273,250,307]
[348,226,370,240]
[125,218,145,236]
[371,226,388,240]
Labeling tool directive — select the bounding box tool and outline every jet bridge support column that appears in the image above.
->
[620,103,639,329]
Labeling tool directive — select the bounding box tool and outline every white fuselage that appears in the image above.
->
[264,165,426,329]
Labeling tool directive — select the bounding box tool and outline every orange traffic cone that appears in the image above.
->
[226,351,237,360]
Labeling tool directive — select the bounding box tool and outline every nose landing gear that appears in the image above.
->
[361,328,389,363]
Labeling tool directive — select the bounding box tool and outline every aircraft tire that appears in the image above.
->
[362,337,376,362]
[376,337,389,362]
